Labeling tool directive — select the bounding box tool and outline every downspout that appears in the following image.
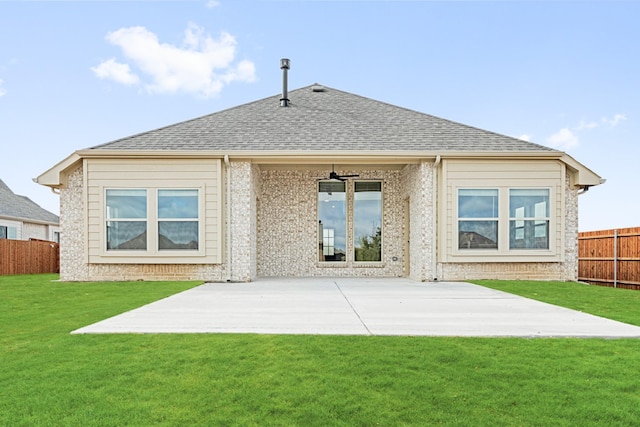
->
[224,155,232,282]
[577,185,591,195]
[432,155,441,281]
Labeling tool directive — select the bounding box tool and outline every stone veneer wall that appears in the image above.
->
[256,168,405,277]
[227,161,256,282]
[562,170,580,280]
[400,161,434,281]
[437,171,580,281]
[59,164,226,281]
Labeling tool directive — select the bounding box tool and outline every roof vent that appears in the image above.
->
[280,58,290,107]
[311,84,325,92]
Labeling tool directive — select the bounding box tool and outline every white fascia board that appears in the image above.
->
[560,153,605,187]
[34,152,82,188]
[74,149,562,163]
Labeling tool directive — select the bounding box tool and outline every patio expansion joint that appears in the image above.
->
[332,280,372,335]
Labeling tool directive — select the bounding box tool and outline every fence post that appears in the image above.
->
[613,229,618,288]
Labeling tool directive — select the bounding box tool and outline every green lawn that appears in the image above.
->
[472,279,640,327]
[2,275,640,426]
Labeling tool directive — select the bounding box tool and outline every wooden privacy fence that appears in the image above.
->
[0,239,60,275]
[578,227,640,290]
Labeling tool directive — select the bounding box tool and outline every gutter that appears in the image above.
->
[224,155,232,282]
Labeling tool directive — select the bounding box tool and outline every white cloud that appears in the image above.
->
[91,58,140,85]
[602,113,626,127]
[206,0,221,8]
[575,120,599,131]
[0,78,6,97]
[547,128,579,151]
[574,114,627,131]
[94,23,255,98]
[544,113,627,151]
[518,134,531,142]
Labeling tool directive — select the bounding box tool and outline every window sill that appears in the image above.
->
[353,262,385,268]
[446,249,560,263]
[316,262,386,268]
[317,262,350,268]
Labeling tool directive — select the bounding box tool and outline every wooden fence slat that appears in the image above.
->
[578,227,640,290]
[0,239,60,275]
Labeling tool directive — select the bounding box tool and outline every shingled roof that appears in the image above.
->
[0,179,59,224]
[89,84,556,153]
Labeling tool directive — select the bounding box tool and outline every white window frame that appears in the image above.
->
[454,186,556,260]
[509,188,551,250]
[102,187,205,258]
[0,220,20,240]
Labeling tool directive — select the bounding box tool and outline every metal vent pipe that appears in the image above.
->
[280,58,290,107]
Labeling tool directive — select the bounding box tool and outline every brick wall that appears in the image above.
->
[256,168,406,278]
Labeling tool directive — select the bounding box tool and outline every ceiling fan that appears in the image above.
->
[322,165,359,182]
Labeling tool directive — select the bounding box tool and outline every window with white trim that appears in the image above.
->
[1,225,17,239]
[509,189,549,249]
[158,189,199,250]
[105,188,200,253]
[458,188,550,252]
[458,189,498,250]
[106,189,147,250]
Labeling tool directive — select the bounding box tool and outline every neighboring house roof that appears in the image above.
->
[0,179,59,224]
[89,84,555,153]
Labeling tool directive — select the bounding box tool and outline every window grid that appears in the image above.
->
[105,188,201,253]
[457,187,551,252]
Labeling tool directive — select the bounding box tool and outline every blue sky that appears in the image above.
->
[0,0,637,232]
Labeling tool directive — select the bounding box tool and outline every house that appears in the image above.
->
[0,179,60,242]
[36,66,603,282]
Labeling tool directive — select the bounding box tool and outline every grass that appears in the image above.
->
[472,280,640,327]
[1,275,640,426]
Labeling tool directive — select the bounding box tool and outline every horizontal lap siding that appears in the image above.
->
[442,160,564,263]
[86,158,222,264]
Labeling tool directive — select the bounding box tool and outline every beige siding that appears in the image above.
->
[86,158,222,264]
[440,159,565,263]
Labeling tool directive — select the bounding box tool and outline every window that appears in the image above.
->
[318,181,346,262]
[317,180,383,263]
[0,225,17,240]
[106,189,147,250]
[158,189,199,250]
[509,189,549,249]
[458,189,498,249]
[105,188,200,252]
[354,181,382,261]
[457,188,551,252]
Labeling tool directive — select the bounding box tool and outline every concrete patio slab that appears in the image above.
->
[72,278,640,338]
